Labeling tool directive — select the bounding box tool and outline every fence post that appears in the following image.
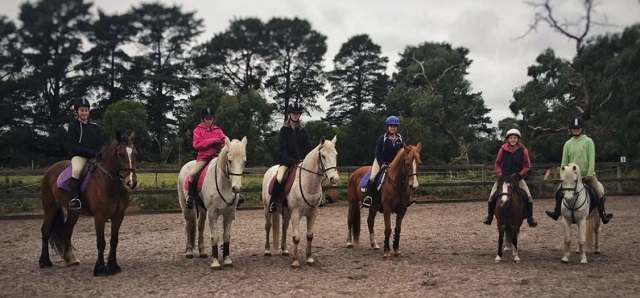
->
[482,165,487,196]
[155,172,158,187]
[617,165,623,193]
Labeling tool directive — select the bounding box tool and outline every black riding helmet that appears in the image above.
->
[200,107,215,119]
[288,102,303,114]
[73,98,90,111]
[568,117,585,129]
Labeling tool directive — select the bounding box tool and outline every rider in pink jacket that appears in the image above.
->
[186,107,226,209]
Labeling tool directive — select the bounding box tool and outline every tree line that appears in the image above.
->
[1,0,638,168]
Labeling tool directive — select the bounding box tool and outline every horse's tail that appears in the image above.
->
[271,212,280,249]
[349,198,361,244]
[586,216,597,250]
[48,206,71,257]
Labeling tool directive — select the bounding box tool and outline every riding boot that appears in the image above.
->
[269,181,283,213]
[362,180,374,208]
[186,180,197,209]
[545,190,563,221]
[68,177,81,210]
[597,195,613,224]
[483,199,496,225]
[527,202,538,227]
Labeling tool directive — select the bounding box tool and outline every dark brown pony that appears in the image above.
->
[39,131,137,276]
[493,175,525,262]
[346,143,422,258]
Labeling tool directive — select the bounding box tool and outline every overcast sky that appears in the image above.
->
[3,0,639,126]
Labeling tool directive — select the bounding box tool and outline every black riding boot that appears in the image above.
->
[186,180,197,209]
[362,180,374,208]
[527,202,538,227]
[483,199,496,225]
[68,177,81,210]
[269,181,283,213]
[598,195,613,224]
[545,190,563,221]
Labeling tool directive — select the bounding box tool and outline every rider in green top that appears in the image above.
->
[545,117,613,224]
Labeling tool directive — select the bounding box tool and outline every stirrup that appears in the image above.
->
[362,196,372,208]
[268,201,277,213]
[69,198,81,210]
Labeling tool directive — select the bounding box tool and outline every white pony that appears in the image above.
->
[558,163,601,264]
[262,136,339,268]
[177,136,247,269]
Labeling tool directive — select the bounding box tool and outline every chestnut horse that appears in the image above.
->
[493,175,525,262]
[346,143,422,258]
[38,131,137,276]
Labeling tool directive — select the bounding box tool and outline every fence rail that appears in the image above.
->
[2,162,639,201]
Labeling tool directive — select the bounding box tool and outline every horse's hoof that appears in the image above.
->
[108,264,122,275]
[494,256,502,262]
[93,264,109,276]
[372,245,380,250]
[393,250,401,257]
[580,259,588,264]
[306,258,315,266]
[67,260,80,266]
[291,261,300,269]
[223,257,233,267]
[561,258,569,264]
[346,243,353,248]
[210,261,222,270]
[185,253,194,259]
[594,250,601,255]
[281,251,290,256]
[264,251,272,257]
[39,259,53,268]
[383,252,391,259]
[199,254,208,259]
[513,257,521,263]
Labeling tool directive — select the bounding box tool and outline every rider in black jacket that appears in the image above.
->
[269,102,311,213]
[67,98,104,210]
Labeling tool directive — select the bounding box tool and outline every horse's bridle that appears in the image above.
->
[97,144,136,183]
[561,178,587,216]
[296,147,337,208]
[214,150,244,206]
[386,149,418,187]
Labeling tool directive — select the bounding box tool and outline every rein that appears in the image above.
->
[561,178,587,223]
[297,148,335,208]
[384,149,416,190]
[96,144,136,184]
[214,152,243,206]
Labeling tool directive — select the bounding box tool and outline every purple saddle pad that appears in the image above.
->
[359,171,373,188]
[56,166,91,193]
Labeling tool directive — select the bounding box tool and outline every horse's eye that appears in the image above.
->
[321,154,325,159]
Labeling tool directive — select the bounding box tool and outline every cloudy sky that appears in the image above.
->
[3,0,639,125]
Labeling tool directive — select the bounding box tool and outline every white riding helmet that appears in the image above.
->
[505,128,521,139]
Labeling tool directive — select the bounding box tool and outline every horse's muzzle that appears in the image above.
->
[127,180,137,190]
[232,185,242,193]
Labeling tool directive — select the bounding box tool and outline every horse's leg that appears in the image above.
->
[561,220,571,263]
[281,208,291,256]
[495,228,504,262]
[264,208,272,256]
[578,219,588,264]
[197,213,207,258]
[106,212,125,274]
[382,208,392,259]
[93,216,109,276]
[393,210,405,257]
[305,211,318,265]
[62,212,80,266]
[346,201,354,248]
[208,210,222,270]
[367,208,379,250]
[290,211,301,269]
[594,217,601,254]
[39,205,56,268]
[183,208,195,258]
[221,213,234,267]
[512,231,520,263]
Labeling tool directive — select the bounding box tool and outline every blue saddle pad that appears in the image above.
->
[358,171,384,189]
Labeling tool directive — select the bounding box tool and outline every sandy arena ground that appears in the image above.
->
[1,196,639,297]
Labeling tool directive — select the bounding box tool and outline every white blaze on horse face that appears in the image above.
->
[126,146,134,182]
[411,159,419,188]
[500,181,509,204]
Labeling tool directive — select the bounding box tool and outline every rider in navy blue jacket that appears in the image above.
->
[67,98,104,210]
[269,102,312,213]
[363,116,415,208]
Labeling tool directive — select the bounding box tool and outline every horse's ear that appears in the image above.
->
[561,166,565,171]
[224,136,230,145]
[319,136,326,146]
[416,142,422,151]
[241,136,248,147]
[128,131,136,143]
[331,135,337,145]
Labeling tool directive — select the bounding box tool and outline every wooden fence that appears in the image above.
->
[2,162,639,200]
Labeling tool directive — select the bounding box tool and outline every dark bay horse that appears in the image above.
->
[494,175,525,262]
[346,143,422,258]
[39,131,137,276]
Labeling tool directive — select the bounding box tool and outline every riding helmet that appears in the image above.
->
[386,116,400,126]
[73,98,91,111]
[200,107,215,119]
[568,117,585,129]
[288,102,303,114]
[505,128,521,139]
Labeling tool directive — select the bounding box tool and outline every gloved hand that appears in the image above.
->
[584,175,594,182]
[514,173,523,181]
[94,151,102,159]
[381,164,388,171]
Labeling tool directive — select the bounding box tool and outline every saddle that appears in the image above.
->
[268,164,298,196]
[56,159,97,194]
[182,160,212,192]
[359,169,387,213]
[582,182,599,214]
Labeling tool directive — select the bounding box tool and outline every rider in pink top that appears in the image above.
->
[186,107,226,209]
